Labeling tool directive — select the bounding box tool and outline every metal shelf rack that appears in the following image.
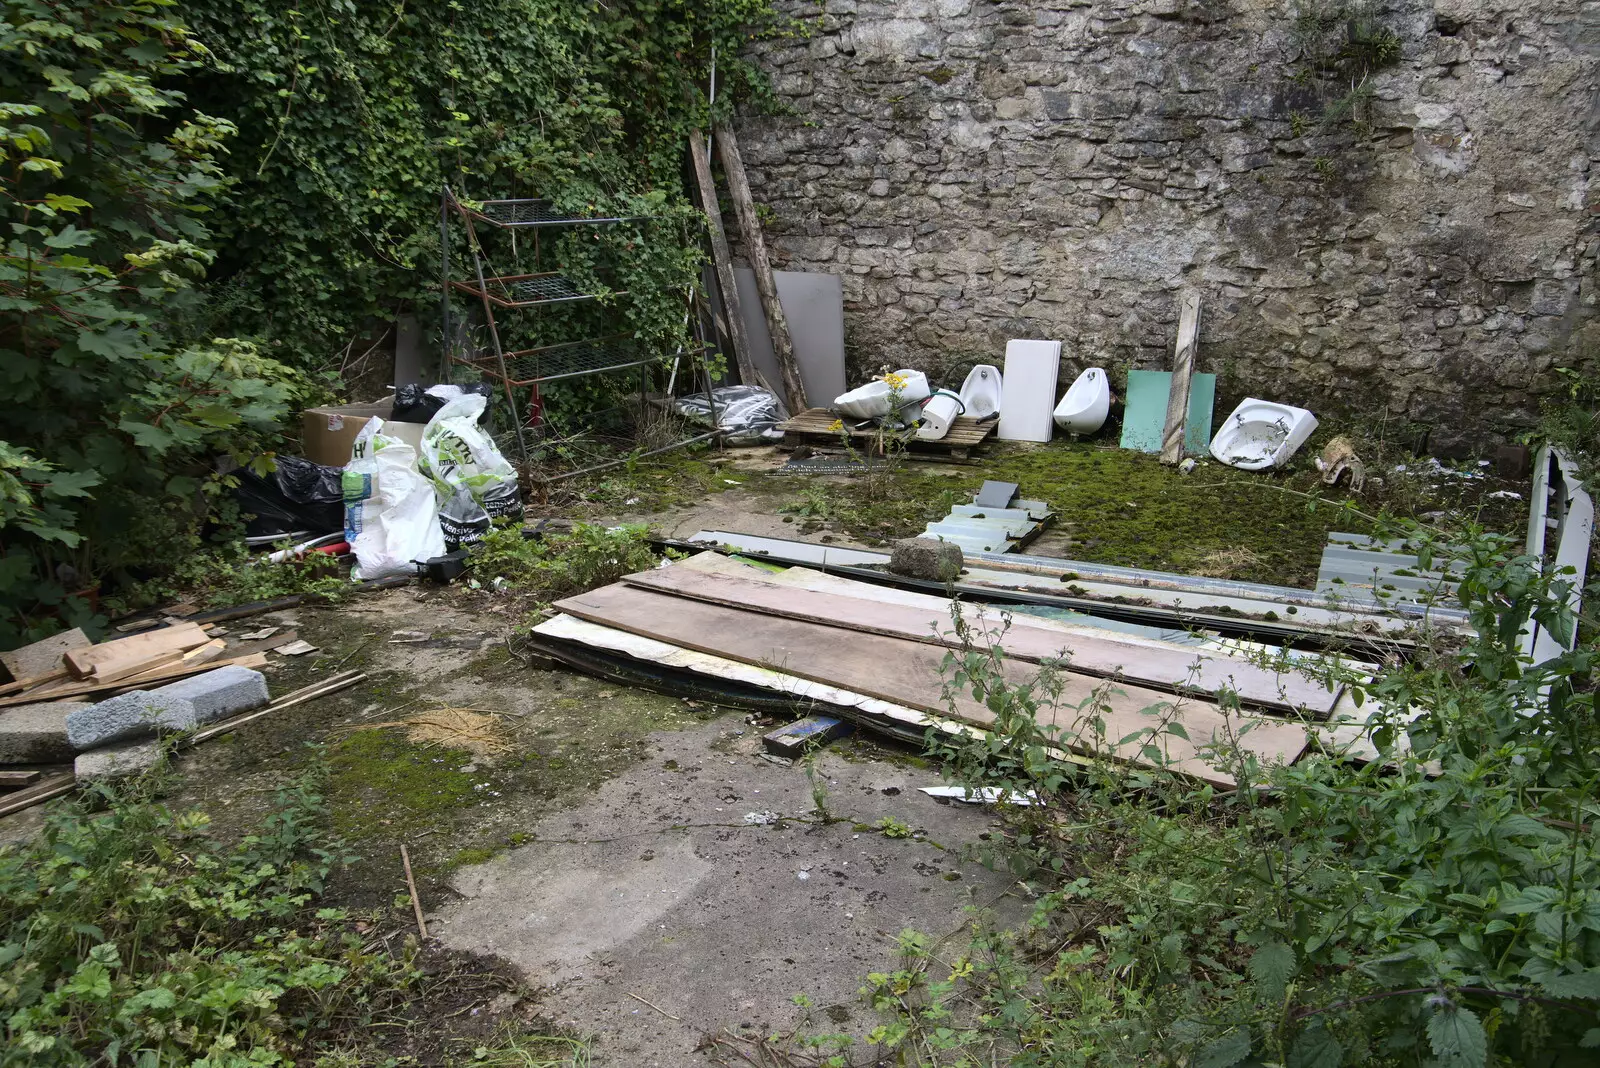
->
[439,186,718,492]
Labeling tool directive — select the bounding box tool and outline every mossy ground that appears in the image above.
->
[574,423,1528,589]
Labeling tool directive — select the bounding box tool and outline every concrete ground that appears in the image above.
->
[0,585,1020,1064]
[435,718,1019,1067]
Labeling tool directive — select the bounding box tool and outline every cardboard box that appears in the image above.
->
[300,398,425,467]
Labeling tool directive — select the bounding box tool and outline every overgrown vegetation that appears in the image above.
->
[468,521,660,598]
[0,0,783,644]
[819,519,1600,1066]
[0,0,314,644]
[0,767,577,1065]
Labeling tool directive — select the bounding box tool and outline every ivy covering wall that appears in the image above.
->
[0,0,777,643]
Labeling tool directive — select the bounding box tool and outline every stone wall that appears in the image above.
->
[733,0,1599,450]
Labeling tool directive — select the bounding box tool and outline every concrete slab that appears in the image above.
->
[0,627,88,682]
[75,739,163,783]
[0,700,87,763]
[154,665,269,724]
[434,717,1021,1067]
[66,691,193,751]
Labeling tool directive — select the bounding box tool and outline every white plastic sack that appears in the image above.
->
[344,417,445,580]
[418,394,522,548]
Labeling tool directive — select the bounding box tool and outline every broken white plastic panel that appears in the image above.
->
[833,369,930,421]
[1209,398,1318,470]
[919,785,1038,806]
[1053,367,1111,435]
[996,340,1061,442]
[958,364,1003,420]
[916,389,966,441]
[1520,445,1593,668]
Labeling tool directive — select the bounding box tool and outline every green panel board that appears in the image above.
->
[1118,370,1216,456]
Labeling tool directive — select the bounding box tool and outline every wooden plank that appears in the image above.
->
[1,628,89,683]
[1160,289,1202,465]
[0,667,69,697]
[0,653,270,709]
[63,622,210,680]
[0,772,74,819]
[715,120,807,413]
[0,770,42,787]
[554,584,1310,787]
[688,128,767,395]
[625,567,1339,716]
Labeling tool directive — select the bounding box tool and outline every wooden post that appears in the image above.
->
[714,119,808,413]
[688,128,770,396]
[1159,289,1202,465]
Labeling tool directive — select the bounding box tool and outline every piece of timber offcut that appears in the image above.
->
[0,653,270,708]
[688,128,766,395]
[623,566,1339,716]
[63,622,211,681]
[554,583,1310,786]
[714,119,807,413]
[1160,289,1202,465]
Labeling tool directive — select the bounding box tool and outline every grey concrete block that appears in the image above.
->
[66,691,194,752]
[152,665,269,725]
[75,739,163,784]
[889,537,964,583]
[0,700,88,763]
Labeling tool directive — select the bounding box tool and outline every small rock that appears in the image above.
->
[743,810,781,825]
[1178,457,1197,474]
[888,537,963,582]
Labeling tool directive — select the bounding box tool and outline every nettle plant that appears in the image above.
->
[858,523,1600,1067]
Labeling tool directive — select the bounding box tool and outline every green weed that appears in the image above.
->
[841,520,1600,1066]
[469,522,659,597]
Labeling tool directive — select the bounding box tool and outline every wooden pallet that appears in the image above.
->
[778,408,996,460]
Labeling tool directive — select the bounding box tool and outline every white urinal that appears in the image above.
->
[1210,398,1318,470]
[958,364,1002,420]
[1052,368,1111,435]
[833,369,930,420]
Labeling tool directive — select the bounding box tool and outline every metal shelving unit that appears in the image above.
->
[439,186,718,492]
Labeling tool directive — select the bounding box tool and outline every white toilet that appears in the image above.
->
[958,364,1003,420]
[1053,368,1111,436]
[1209,399,1319,470]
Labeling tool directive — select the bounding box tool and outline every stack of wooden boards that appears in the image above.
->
[529,553,1361,789]
[0,624,274,709]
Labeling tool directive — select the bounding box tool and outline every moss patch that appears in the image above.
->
[326,731,484,843]
[757,437,1525,588]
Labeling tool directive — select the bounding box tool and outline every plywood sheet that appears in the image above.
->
[626,567,1339,715]
[1120,370,1216,454]
[554,583,1310,786]
[735,267,847,405]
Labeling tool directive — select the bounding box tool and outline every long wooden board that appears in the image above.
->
[624,567,1339,716]
[554,584,1310,787]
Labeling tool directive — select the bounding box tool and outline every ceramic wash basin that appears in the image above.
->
[1210,398,1318,470]
[833,369,930,421]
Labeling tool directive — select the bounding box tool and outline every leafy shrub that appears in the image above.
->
[861,523,1600,1067]
[0,0,308,644]
[469,522,659,598]
[0,769,414,1065]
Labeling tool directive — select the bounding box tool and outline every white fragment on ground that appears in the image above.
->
[276,640,318,656]
[1488,490,1523,500]
[238,626,280,641]
[919,785,1040,806]
[743,810,780,825]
